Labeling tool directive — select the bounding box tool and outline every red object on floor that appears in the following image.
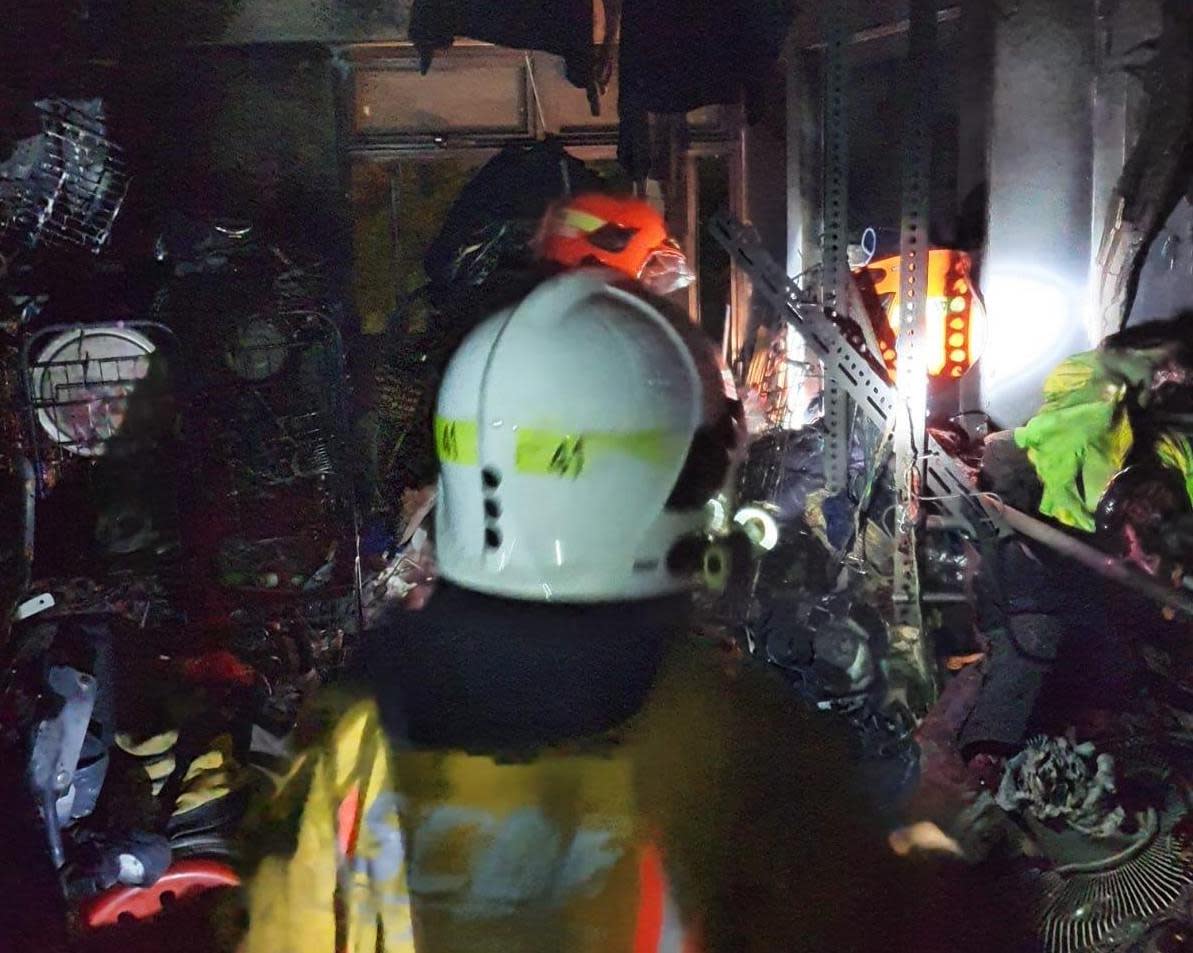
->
[176,650,258,688]
[81,859,240,929]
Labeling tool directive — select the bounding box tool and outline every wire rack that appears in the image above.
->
[375,355,440,501]
[369,308,468,527]
[193,301,361,643]
[0,99,129,254]
[211,307,347,495]
[744,326,791,431]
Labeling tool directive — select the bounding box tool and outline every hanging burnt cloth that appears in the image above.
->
[616,0,795,180]
[422,138,602,302]
[409,0,597,100]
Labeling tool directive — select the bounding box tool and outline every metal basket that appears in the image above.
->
[213,308,348,494]
[0,99,129,254]
[744,327,792,432]
[369,315,464,523]
[375,356,440,501]
[20,321,183,493]
[17,322,191,608]
[199,303,361,625]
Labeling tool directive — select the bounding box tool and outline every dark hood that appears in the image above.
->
[361,583,692,754]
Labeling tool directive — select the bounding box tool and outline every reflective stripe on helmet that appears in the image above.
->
[436,417,685,478]
[514,428,686,478]
[559,208,608,233]
[434,417,479,465]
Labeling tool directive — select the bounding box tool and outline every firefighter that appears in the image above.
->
[227,268,1029,953]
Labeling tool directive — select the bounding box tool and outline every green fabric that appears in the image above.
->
[1014,352,1135,532]
[1155,431,1193,509]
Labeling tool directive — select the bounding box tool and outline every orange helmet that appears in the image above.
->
[537,193,695,295]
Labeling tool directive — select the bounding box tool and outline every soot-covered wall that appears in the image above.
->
[3,1,375,266]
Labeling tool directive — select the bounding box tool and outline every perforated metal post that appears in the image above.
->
[891,0,938,706]
[821,0,852,491]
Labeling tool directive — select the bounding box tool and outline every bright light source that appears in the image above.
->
[979,265,1093,426]
[783,321,817,429]
[980,268,1074,385]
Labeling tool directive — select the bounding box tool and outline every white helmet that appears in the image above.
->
[433,267,741,603]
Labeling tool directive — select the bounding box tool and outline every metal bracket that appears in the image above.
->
[821,0,852,492]
[14,592,54,622]
[28,665,97,867]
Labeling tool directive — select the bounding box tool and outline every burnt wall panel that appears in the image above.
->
[108,47,346,262]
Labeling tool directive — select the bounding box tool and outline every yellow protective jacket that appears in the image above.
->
[234,632,990,953]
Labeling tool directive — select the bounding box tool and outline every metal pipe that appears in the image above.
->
[983,494,1193,619]
[925,515,973,534]
[20,456,35,575]
[922,592,971,604]
[804,7,962,50]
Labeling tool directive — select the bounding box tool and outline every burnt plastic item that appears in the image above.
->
[70,736,110,822]
[64,831,172,900]
[411,0,595,91]
[154,214,259,275]
[1097,465,1192,568]
[61,619,116,822]
[980,430,1042,514]
[80,858,239,929]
